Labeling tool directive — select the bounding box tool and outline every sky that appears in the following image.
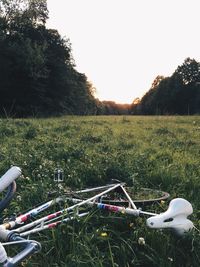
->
[46,0,200,104]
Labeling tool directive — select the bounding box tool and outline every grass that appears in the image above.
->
[0,115,200,266]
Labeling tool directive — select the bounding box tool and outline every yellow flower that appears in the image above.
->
[101,232,108,237]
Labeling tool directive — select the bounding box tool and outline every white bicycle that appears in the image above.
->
[0,166,194,266]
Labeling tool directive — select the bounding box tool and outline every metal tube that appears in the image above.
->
[20,212,89,237]
[2,234,41,267]
[119,185,137,209]
[75,183,125,194]
[16,184,121,233]
[3,197,64,230]
[97,203,157,216]
[138,210,157,216]
[67,198,157,217]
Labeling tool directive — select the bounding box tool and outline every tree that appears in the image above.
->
[131,58,200,115]
[24,0,49,25]
[175,57,200,85]
[0,0,48,27]
[150,75,165,89]
[0,0,98,117]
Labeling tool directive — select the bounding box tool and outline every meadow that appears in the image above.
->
[0,115,200,267]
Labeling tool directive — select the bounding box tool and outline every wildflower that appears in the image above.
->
[16,195,22,201]
[121,208,126,214]
[138,237,145,245]
[129,222,134,228]
[101,232,108,237]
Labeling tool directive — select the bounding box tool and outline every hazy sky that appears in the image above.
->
[47,0,200,103]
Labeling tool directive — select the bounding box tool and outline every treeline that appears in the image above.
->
[130,58,200,115]
[96,57,200,115]
[96,100,131,115]
[0,0,97,117]
[0,1,200,117]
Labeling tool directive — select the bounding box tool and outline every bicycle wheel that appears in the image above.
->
[101,187,170,205]
[66,185,170,206]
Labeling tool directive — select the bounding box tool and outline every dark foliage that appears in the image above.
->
[0,1,199,116]
[0,0,97,117]
[131,58,200,115]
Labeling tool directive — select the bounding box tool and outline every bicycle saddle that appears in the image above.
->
[146,198,194,236]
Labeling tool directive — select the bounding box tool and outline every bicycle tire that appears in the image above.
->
[67,186,170,206]
[101,187,170,205]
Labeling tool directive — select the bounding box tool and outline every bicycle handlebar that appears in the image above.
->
[3,233,41,267]
[0,229,41,267]
[0,166,41,267]
[0,167,21,193]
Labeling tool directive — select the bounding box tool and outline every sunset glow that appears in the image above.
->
[47,0,200,103]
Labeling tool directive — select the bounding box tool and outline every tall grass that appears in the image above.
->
[0,116,200,266]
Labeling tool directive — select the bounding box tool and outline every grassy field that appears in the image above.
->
[0,115,200,266]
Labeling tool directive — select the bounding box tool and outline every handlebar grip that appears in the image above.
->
[0,167,21,193]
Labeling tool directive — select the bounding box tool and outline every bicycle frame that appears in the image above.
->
[0,167,195,267]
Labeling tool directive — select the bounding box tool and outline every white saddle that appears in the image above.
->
[146,198,194,236]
